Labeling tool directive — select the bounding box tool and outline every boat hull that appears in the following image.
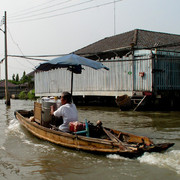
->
[14,110,174,158]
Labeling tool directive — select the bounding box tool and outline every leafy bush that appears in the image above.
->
[18,91,27,99]
[27,89,35,100]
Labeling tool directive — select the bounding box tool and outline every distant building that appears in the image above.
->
[26,69,40,89]
[27,69,40,82]
[0,80,22,99]
[35,29,180,110]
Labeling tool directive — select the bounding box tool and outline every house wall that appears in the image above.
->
[35,50,180,97]
[35,61,133,97]
[133,50,153,92]
[152,51,180,91]
[35,50,155,97]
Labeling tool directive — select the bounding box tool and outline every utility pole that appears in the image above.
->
[114,0,116,35]
[4,11,10,105]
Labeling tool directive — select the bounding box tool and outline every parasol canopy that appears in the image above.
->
[36,53,109,71]
[36,53,109,95]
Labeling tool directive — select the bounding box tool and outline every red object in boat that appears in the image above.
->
[69,121,85,132]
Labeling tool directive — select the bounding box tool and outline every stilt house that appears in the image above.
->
[35,29,180,110]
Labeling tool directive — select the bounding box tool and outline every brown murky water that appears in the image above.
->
[0,99,180,180]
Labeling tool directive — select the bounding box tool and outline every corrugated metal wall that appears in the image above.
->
[153,51,180,90]
[133,50,153,91]
[35,56,135,97]
[35,50,180,97]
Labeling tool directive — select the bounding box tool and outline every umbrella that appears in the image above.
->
[36,53,109,95]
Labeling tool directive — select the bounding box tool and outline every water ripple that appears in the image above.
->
[138,150,180,174]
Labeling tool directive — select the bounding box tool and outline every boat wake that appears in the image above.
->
[6,119,56,152]
[107,150,180,175]
[106,154,131,161]
[138,150,180,174]
[6,119,24,138]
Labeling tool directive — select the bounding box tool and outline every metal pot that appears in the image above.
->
[41,100,57,127]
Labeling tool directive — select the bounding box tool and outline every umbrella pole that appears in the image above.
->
[71,70,73,96]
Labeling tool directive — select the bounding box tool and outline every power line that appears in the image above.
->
[8,40,180,62]
[7,27,36,67]
[9,0,73,19]
[8,55,50,62]
[9,0,65,17]
[9,0,123,23]
[9,0,93,21]
[9,53,68,58]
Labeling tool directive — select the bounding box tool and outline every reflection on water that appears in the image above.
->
[0,100,180,179]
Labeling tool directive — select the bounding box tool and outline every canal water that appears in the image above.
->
[0,99,180,180]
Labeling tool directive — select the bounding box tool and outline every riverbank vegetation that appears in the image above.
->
[10,71,36,100]
[18,89,36,100]
[10,71,33,88]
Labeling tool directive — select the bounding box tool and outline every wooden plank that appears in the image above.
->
[34,102,42,123]
[133,95,147,111]
[102,127,129,150]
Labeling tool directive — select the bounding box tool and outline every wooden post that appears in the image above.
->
[71,68,73,96]
[114,0,116,35]
[4,11,10,105]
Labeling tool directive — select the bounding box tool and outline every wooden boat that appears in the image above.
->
[14,109,174,158]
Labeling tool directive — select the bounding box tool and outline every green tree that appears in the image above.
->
[27,76,34,88]
[15,74,19,82]
[21,71,25,82]
[12,74,15,81]
[21,71,29,84]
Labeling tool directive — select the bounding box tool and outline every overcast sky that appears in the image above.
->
[0,0,180,79]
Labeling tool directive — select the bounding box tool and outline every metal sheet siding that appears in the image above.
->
[35,50,180,96]
[153,55,180,90]
[133,51,153,91]
[35,57,135,96]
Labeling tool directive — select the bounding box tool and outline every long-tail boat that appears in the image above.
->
[14,106,174,158]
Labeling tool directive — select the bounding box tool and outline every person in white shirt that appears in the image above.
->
[51,92,78,132]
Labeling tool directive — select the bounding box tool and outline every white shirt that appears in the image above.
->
[53,103,78,132]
